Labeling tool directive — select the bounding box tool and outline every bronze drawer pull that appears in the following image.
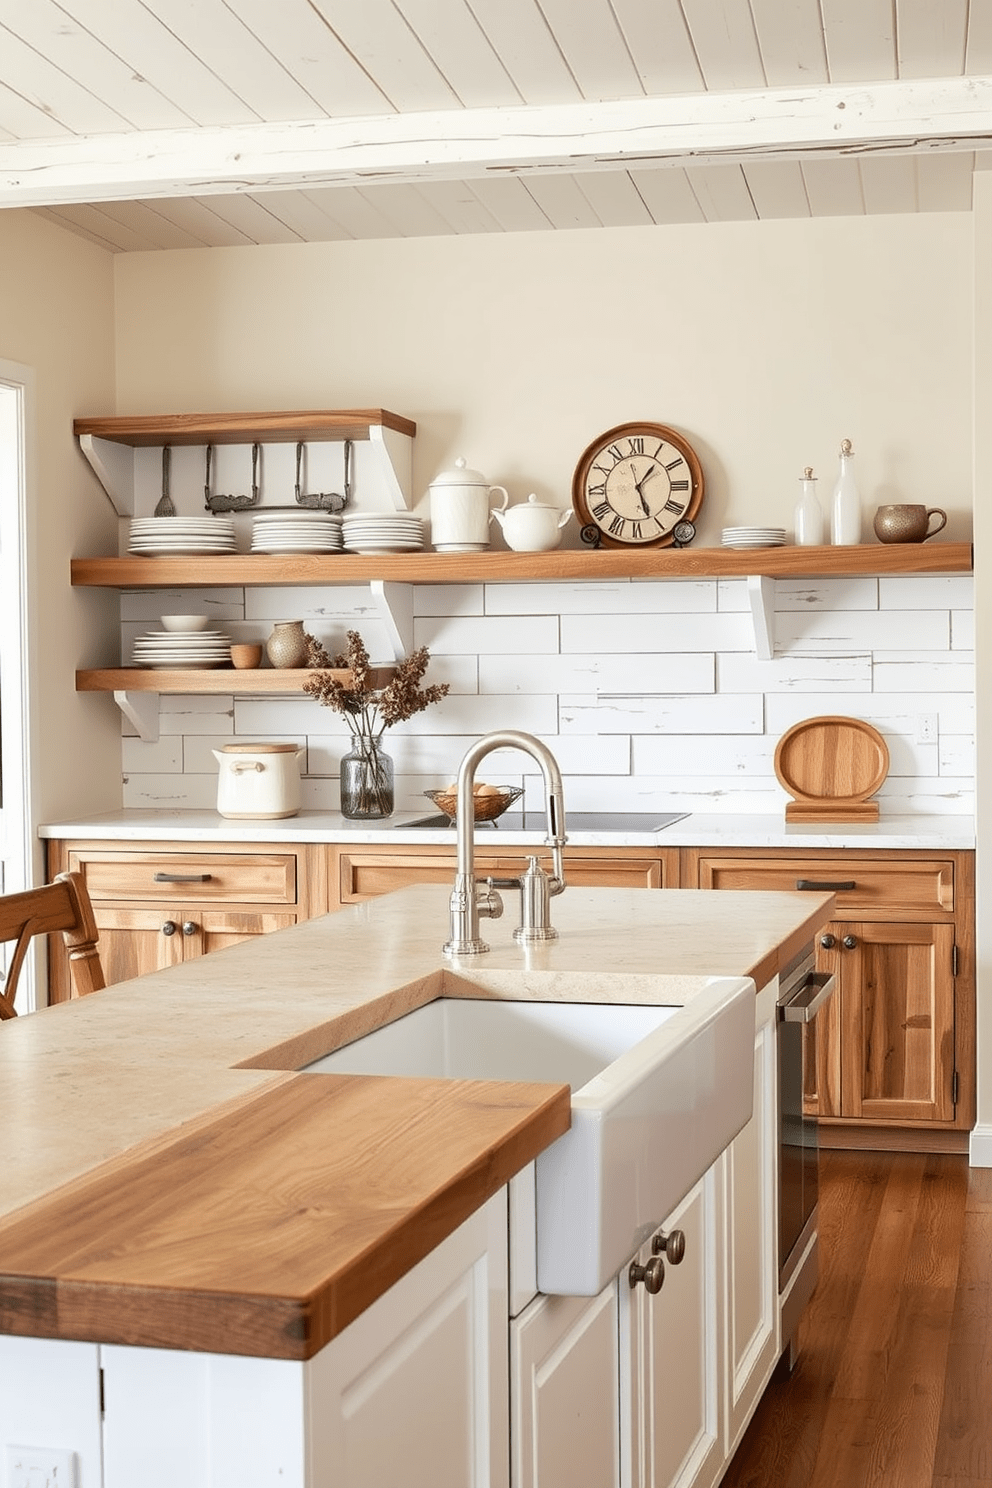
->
[153,872,213,884]
[795,878,855,892]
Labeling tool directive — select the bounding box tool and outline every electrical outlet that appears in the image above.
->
[5,1446,77,1488]
[916,713,938,744]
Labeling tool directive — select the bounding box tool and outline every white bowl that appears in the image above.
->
[159,615,211,632]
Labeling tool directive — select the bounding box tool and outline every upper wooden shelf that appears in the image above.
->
[73,408,417,446]
[70,542,974,588]
[74,408,417,516]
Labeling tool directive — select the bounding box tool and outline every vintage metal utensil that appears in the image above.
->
[154,446,176,516]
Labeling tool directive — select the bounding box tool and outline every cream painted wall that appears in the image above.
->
[0,209,120,847]
[113,213,973,543]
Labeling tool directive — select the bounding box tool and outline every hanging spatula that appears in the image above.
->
[154,446,176,516]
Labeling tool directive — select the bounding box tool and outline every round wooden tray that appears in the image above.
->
[774,715,889,821]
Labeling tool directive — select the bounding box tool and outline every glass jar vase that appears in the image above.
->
[340,735,394,819]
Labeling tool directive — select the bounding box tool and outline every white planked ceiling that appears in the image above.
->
[1,0,991,251]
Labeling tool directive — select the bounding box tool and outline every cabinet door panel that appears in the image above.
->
[844,921,956,1123]
[336,847,664,904]
[193,909,298,959]
[626,1170,722,1488]
[511,1284,621,1488]
[95,907,184,983]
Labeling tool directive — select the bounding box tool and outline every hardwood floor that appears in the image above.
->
[722,1149,992,1488]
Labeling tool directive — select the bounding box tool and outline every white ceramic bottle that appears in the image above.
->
[794,466,824,546]
[830,438,861,545]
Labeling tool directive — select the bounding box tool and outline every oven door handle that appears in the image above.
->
[778,970,836,1023]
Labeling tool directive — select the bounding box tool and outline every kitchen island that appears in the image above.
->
[1,881,832,1488]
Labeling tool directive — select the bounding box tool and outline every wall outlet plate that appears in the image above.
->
[5,1446,78,1488]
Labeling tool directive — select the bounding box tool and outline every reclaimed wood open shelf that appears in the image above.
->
[75,668,392,695]
[70,541,973,588]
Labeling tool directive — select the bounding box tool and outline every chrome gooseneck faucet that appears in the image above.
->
[443,730,567,956]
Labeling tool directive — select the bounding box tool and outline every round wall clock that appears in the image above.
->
[571,422,704,549]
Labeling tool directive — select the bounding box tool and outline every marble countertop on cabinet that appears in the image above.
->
[37,808,976,850]
[0,882,832,1359]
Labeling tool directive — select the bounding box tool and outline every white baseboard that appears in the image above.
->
[969,1124,992,1166]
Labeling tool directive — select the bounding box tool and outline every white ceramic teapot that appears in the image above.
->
[492,493,573,552]
[428,457,509,551]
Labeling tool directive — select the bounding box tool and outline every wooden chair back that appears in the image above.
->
[0,871,105,1018]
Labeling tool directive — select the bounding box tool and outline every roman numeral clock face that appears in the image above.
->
[571,422,704,549]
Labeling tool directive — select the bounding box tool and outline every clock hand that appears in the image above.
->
[632,463,657,516]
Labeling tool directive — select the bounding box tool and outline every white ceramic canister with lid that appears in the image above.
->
[213,742,304,819]
[428,457,509,550]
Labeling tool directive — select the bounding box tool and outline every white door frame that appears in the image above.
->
[0,358,40,1007]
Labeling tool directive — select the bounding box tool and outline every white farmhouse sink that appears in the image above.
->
[305,975,756,1295]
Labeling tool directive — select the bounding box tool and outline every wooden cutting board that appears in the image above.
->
[774,715,889,822]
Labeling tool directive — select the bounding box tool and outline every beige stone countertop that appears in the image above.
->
[38,807,976,850]
[0,884,832,1357]
[2,884,831,1224]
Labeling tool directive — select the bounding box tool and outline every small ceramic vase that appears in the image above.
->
[266,620,309,669]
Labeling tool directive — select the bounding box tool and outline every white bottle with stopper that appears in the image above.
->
[831,438,861,545]
[794,466,824,546]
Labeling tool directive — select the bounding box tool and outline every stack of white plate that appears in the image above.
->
[721,526,787,549]
[250,512,344,554]
[129,517,237,556]
[132,628,232,669]
[341,514,425,554]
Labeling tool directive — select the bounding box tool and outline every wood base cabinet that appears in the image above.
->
[44,841,327,1003]
[685,848,975,1149]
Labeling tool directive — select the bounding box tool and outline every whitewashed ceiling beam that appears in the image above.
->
[5,75,992,208]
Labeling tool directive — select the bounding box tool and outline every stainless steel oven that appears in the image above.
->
[777,946,835,1364]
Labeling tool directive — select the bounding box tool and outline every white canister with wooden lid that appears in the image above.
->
[213,742,304,819]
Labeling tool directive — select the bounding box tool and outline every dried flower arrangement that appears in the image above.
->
[304,629,449,817]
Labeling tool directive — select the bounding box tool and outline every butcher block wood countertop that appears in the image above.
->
[0,884,833,1360]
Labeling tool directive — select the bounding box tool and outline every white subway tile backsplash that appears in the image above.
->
[413,584,485,617]
[872,653,974,692]
[718,653,872,693]
[116,574,974,818]
[123,772,218,809]
[939,735,976,775]
[486,581,717,614]
[414,615,559,654]
[158,695,235,736]
[951,610,975,649]
[879,575,974,608]
[633,735,776,776]
[562,612,752,653]
[775,609,944,653]
[480,652,714,695]
[560,694,764,734]
[122,735,183,773]
[121,588,246,623]
[774,578,880,611]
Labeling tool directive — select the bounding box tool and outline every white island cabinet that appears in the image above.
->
[0,885,833,1488]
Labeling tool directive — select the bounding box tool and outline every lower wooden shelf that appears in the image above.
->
[75,667,393,694]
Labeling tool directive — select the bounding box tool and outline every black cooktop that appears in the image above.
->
[397,811,689,833]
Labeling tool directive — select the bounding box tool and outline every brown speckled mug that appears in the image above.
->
[873,504,947,543]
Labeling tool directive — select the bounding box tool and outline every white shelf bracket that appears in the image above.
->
[370,580,414,660]
[78,435,136,516]
[368,424,413,511]
[747,574,775,660]
[114,689,160,743]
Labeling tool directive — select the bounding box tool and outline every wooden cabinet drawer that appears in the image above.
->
[66,849,298,906]
[690,853,955,917]
[335,846,667,905]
